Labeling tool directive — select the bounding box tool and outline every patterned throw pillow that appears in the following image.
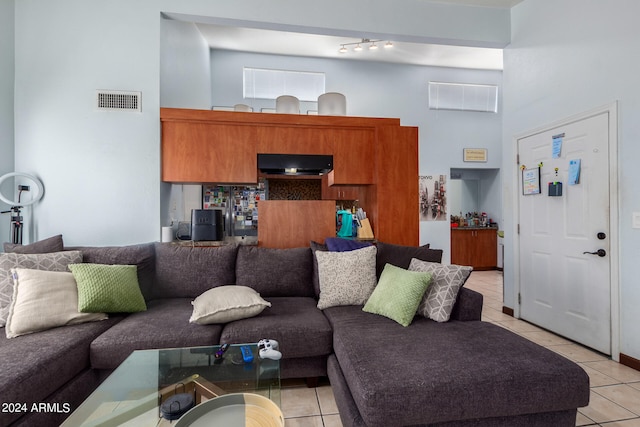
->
[409,259,473,322]
[68,263,147,313]
[0,251,83,327]
[315,245,377,310]
[190,286,271,324]
[363,264,432,327]
[5,269,107,338]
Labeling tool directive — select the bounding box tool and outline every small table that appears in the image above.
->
[61,344,280,426]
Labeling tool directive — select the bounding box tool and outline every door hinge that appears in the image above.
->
[517,224,520,234]
[518,293,522,305]
[516,154,520,165]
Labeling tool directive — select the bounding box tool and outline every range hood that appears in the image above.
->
[258,154,333,176]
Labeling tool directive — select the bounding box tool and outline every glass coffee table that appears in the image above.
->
[61,344,280,427]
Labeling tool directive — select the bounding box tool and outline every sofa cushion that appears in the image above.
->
[220,297,332,359]
[190,286,271,324]
[409,259,473,322]
[0,250,83,328]
[0,317,122,427]
[315,246,377,309]
[71,243,156,301]
[362,264,431,327]
[3,234,64,254]
[324,306,590,427]
[152,243,238,299]
[90,298,223,370]
[375,241,443,278]
[236,246,314,298]
[5,269,107,338]
[69,263,147,313]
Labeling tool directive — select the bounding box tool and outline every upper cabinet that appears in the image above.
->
[256,126,333,155]
[327,128,374,185]
[162,120,257,183]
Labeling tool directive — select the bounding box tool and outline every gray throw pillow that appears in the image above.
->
[375,241,443,278]
[3,234,64,254]
[315,245,377,310]
[0,251,83,327]
[409,258,473,322]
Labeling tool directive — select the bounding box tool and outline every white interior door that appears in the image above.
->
[518,112,611,355]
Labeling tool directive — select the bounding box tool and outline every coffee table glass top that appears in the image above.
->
[61,344,280,427]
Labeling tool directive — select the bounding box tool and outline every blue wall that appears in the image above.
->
[0,0,15,247]
[210,49,503,257]
[10,0,509,247]
[504,0,640,360]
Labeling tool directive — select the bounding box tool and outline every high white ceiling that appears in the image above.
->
[196,0,522,71]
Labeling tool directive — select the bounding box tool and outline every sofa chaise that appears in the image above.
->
[0,237,589,427]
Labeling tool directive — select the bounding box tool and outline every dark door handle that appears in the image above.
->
[583,249,606,257]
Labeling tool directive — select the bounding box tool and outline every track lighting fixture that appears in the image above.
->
[338,38,393,53]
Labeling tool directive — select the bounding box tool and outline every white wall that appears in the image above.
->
[12,0,508,247]
[210,49,503,256]
[14,1,162,246]
[159,18,212,231]
[0,0,15,248]
[503,0,640,360]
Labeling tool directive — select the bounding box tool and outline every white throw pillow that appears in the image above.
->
[190,285,271,324]
[0,250,83,328]
[408,259,473,322]
[5,268,107,338]
[315,245,377,310]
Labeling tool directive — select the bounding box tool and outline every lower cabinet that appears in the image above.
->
[258,200,336,249]
[451,228,498,270]
[321,174,361,200]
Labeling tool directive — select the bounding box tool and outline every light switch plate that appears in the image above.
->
[633,212,640,229]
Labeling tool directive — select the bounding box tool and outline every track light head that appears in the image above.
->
[338,39,393,54]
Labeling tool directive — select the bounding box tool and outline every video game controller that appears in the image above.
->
[258,339,282,360]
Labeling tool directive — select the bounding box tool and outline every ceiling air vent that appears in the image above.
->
[96,90,141,112]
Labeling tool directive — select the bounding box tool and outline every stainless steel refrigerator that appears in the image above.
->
[202,182,267,238]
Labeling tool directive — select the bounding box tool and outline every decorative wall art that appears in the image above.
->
[419,175,447,221]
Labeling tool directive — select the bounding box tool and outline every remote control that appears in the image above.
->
[215,343,230,359]
[240,345,254,363]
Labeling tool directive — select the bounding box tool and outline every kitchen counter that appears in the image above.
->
[451,226,499,230]
[170,236,258,247]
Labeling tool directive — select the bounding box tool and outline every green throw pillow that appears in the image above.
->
[363,264,432,327]
[69,263,147,313]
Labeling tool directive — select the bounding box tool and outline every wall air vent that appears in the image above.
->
[96,90,141,112]
[428,82,498,113]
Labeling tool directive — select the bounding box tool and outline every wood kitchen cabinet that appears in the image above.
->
[361,126,419,246]
[451,228,498,270]
[258,200,336,248]
[321,174,360,200]
[160,108,418,248]
[327,128,374,186]
[161,121,257,183]
[256,126,333,155]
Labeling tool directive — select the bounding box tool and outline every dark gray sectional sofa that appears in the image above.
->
[0,241,589,427]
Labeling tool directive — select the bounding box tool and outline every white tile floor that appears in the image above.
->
[281,270,640,427]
